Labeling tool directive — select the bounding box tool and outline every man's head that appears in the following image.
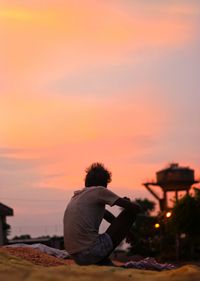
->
[85,162,112,188]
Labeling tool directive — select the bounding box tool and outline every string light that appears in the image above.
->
[166,211,172,218]
[154,223,160,229]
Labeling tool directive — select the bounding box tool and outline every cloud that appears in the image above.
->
[0,0,197,96]
[0,84,168,150]
[0,156,39,171]
[0,147,24,155]
[0,149,69,237]
[0,0,200,237]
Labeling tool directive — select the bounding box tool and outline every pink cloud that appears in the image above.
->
[1,0,199,237]
[0,0,197,95]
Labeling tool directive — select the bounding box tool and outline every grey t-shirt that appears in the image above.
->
[63,186,120,254]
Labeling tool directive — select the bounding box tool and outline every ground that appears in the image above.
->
[0,247,200,281]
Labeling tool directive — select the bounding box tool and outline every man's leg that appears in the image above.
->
[96,209,136,266]
[106,209,136,249]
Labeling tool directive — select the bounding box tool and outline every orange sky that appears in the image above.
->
[0,0,200,237]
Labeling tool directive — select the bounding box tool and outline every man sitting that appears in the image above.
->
[63,163,141,265]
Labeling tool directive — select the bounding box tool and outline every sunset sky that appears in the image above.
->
[0,0,200,237]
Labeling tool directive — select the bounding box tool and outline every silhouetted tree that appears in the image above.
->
[12,234,32,240]
[128,198,159,257]
[135,198,155,216]
[170,195,200,235]
[169,193,200,259]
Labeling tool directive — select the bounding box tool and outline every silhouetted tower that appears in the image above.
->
[143,163,198,211]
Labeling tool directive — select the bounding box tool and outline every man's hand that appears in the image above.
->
[123,197,131,201]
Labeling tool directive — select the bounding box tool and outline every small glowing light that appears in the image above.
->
[180,233,186,239]
[155,223,160,229]
[166,211,172,218]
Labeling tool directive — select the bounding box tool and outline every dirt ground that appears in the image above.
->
[0,247,73,267]
[0,247,200,281]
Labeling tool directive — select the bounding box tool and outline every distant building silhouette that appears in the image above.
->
[0,202,14,245]
[9,236,64,250]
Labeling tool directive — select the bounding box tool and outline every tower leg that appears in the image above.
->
[175,190,178,202]
[164,191,167,209]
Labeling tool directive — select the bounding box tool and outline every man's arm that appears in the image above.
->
[114,197,142,215]
[103,209,116,224]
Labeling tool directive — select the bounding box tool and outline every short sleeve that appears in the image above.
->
[97,187,120,206]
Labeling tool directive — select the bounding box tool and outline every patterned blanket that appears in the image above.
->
[124,257,176,271]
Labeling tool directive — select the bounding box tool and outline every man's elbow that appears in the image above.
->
[115,198,142,215]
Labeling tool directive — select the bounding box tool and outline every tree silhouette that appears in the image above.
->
[170,194,200,235]
[128,198,159,257]
[169,193,200,259]
[135,198,155,216]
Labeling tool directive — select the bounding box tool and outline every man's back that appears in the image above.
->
[63,186,119,254]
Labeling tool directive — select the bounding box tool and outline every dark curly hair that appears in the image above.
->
[84,163,112,187]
